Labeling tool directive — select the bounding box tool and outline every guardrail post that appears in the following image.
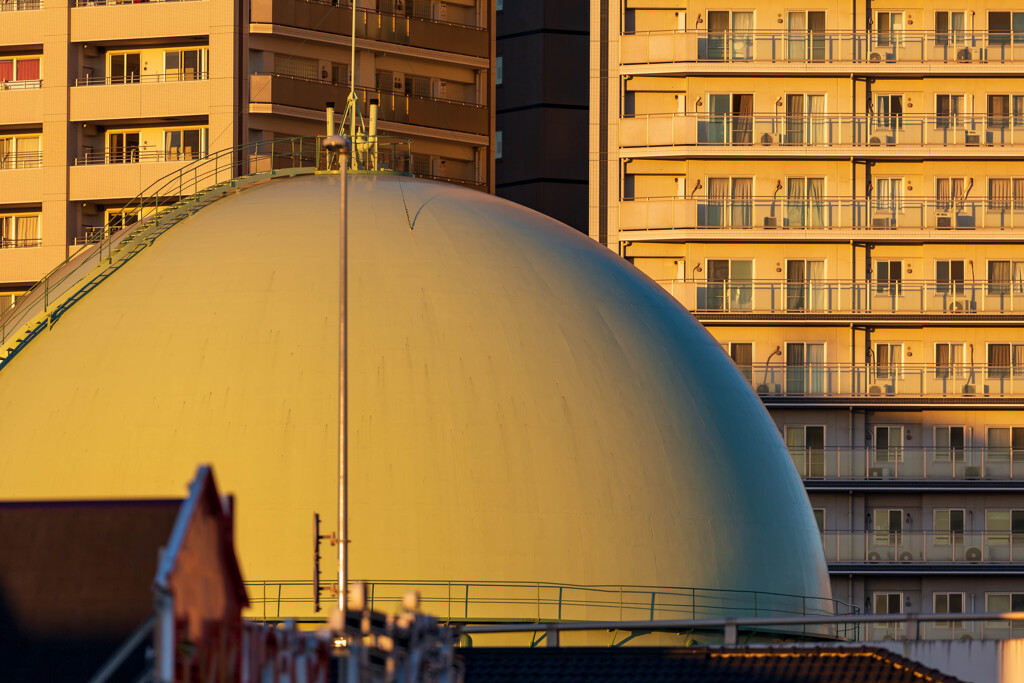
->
[906,614,919,640]
[545,627,560,648]
[723,619,737,646]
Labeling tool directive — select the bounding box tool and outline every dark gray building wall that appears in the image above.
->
[496,0,588,232]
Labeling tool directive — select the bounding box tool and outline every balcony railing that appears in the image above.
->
[789,446,1024,481]
[659,279,1024,315]
[620,113,1024,150]
[75,150,206,165]
[74,72,209,86]
[822,531,1024,564]
[0,79,42,90]
[621,29,1024,65]
[620,196,1024,232]
[0,151,42,170]
[742,364,1024,400]
[70,0,204,6]
[0,236,41,249]
[0,0,42,10]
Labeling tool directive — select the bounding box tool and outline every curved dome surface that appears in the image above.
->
[0,174,830,611]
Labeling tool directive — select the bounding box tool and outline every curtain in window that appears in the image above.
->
[1015,345,1024,377]
[1014,261,1024,293]
[730,260,752,310]
[786,344,806,394]
[706,258,729,310]
[989,344,1011,378]
[1015,179,1024,210]
[707,12,728,60]
[937,178,963,212]
[731,12,753,60]
[786,260,806,310]
[0,216,11,246]
[786,94,804,144]
[15,216,39,245]
[0,60,13,83]
[808,260,825,310]
[788,12,807,60]
[732,94,753,144]
[706,178,729,227]
[731,177,752,226]
[1015,96,1024,128]
[807,343,825,393]
[0,138,10,170]
[808,12,826,60]
[15,59,39,81]
[807,177,825,226]
[787,178,806,226]
[936,344,951,378]
[991,178,1012,210]
[990,260,1011,295]
[989,95,1010,129]
[808,95,826,144]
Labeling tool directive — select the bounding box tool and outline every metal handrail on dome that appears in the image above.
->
[244,579,859,639]
[0,135,412,370]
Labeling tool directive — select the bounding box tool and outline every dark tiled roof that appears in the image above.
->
[461,645,968,683]
[0,499,181,683]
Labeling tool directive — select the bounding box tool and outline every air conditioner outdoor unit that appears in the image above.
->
[965,132,981,146]
[956,47,973,62]
[869,136,882,146]
[869,51,884,62]
[965,465,982,478]
[966,546,982,562]
[869,467,884,477]
[763,216,777,227]
[760,132,774,145]
[868,385,882,396]
[899,551,914,562]
[962,384,976,394]
[868,551,882,561]
[949,300,965,312]
[936,212,953,228]
[871,216,892,228]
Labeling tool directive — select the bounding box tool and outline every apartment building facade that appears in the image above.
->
[593,0,1024,637]
[0,0,494,307]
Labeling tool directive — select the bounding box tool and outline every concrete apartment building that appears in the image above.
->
[0,0,494,308]
[593,0,1024,636]
[495,0,588,232]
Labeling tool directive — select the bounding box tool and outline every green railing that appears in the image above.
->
[0,135,411,368]
[244,579,859,639]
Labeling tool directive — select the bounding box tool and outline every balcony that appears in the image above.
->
[619,113,1024,157]
[620,30,1024,74]
[250,0,488,58]
[0,244,65,285]
[0,2,44,46]
[0,85,42,126]
[0,164,44,204]
[69,0,210,43]
[70,76,210,121]
[742,364,1024,404]
[619,196,1024,238]
[790,447,1024,483]
[69,153,199,201]
[249,75,488,136]
[822,531,1024,566]
[659,279,1024,318]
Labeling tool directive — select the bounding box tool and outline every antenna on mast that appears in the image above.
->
[339,0,365,168]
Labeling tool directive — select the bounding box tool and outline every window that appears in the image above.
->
[705,259,752,310]
[495,130,502,160]
[784,95,826,145]
[495,56,502,85]
[935,94,964,128]
[935,426,966,462]
[729,342,752,382]
[936,260,965,295]
[0,56,40,84]
[496,0,501,10]
[787,11,826,61]
[989,12,1024,45]
[704,177,752,226]
[872,178,903,224]
[873,94,903,129]
[873,593,903,616]
[0,135,41,169]
[785,425,825,477]
[935,12,966,45]
[875,261,902,296]
[987,344,1024,378]
[936,177,965,212]
[987,260,1024,295]
[935,343,964,379]
[786,178,826,227]
[108,52,140,84]
[874,426,904,463]
[934,509,965,545]
[875,12,904,47]
[164,48,207,81]
[988,178,1024,211]
[785,259,825,310]
[707,94,754,145]
[785,342,824,394]
[873,342,903,382]
[706,11,754,61]
[106,131,140,163]
[873,509,903,545]
[0,214,41,249]
[985,509,1024,543]
[812,508,826,533]
[933,592,965,628]
[163,128,207,161]
[988,427,1024,461]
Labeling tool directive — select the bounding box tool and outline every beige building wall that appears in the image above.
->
[1,0,494,305]
[594,0,1024,632]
